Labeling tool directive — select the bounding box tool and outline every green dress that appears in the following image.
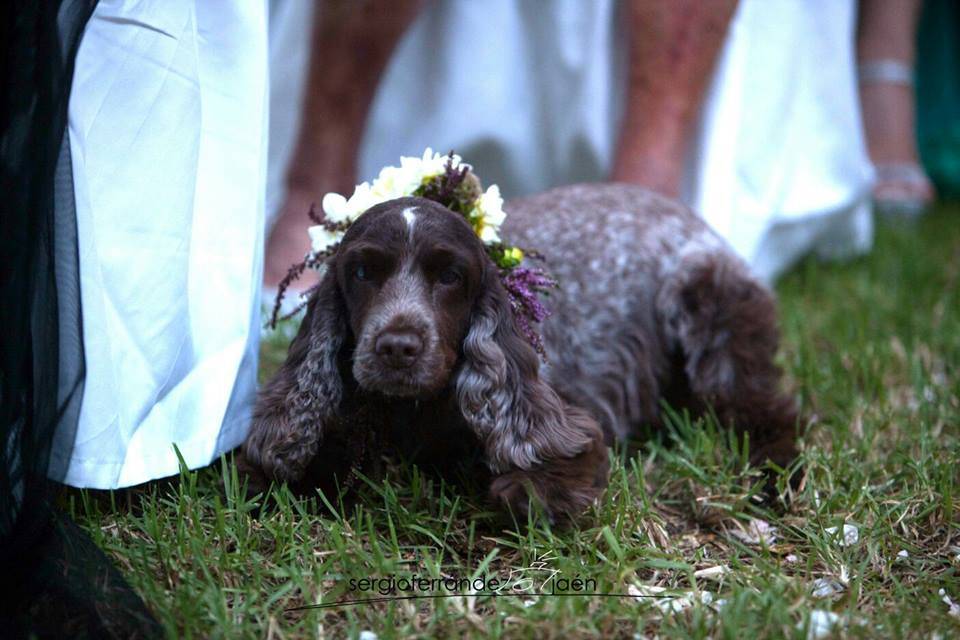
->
[917,0,960,199]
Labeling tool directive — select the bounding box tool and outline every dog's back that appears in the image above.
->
[503,184,796,471]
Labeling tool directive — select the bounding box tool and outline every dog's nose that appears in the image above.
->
[374,331,424,368]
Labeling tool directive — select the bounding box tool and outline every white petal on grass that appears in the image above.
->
[897,549,909,559]
[628,584,715,614]
[940,589,960,618]
[785,554,799,564]
[628,583,664,601]
[824,524,859,546]
[804,610,841,640]
[693,565,729,580]
[359,632,379,640]
[811,578,845,599]
[730,518,778,545]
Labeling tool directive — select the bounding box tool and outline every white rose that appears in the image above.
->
[323,150,501,248]
[308,225,342,254]
[346,182,377,219]
[372,164,420,199]
[398,153,425,177]
[321,192,351,224]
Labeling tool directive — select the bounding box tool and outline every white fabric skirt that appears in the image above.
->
[55,0,269,489]
[269,0,873,284]
[682,0,874,281]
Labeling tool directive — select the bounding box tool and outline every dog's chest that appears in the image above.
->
[376,397,481,467]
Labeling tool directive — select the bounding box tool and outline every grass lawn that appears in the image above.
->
[70,205,960,639]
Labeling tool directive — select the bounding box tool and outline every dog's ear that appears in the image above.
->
[242,266,347,483]
[455,265,595,473]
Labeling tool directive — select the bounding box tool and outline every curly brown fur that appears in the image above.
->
[241,278,347,484]
[664,253,798,470]
[242,197,607,520]
[243,184,800,520]
[504,184,800,481]
[490,407,609,524]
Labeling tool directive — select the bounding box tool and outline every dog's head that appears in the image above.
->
[337,197,485,397]
[245,196,599,485]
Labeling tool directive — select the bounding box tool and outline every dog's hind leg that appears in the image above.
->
[657,253,800,474]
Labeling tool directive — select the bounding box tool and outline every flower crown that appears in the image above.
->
[270,149,557,356]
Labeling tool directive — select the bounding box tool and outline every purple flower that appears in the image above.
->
[500,267,557,358]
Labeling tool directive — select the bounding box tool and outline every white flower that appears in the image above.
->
[941,589,960,618]
[692,565,728,581]
[470,184,506,243]
[407,147,464,177]
[804,610,841,639]
[321,182,378,224]
[323,149,457,223]
[479,224,501,244]
[308,224,342,254]
[479,184,505,226]
[371,164,420,199]
[316,147,504,250]
[321,192,351,224]
[811,578,844,599]
[346,182,378,219]
[729,518,777,545]
[628,584,716,614]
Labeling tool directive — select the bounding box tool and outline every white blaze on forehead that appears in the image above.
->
[402,207,418,239]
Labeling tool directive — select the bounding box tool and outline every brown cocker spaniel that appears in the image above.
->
[240,184,799,522]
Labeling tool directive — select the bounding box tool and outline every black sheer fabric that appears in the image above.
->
[1,1,160,636]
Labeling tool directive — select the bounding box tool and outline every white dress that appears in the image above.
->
[683,0,874,281]
[55,0,269,489]
[269,0,872,284]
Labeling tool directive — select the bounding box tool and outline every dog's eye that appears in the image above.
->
[437,268,462,286]
[353,265,368,281]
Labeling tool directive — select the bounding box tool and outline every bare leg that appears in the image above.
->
[857,0,934,210]
[264,0,423,289]
[612,0,738,198]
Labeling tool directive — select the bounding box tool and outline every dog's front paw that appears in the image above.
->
[234,447,271,497]
[490,469,548,523]
[489,438,610,525]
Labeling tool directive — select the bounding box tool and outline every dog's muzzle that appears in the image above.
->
[374,329,424,369]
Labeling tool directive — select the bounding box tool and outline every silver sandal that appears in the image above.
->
[859,59,935,219]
